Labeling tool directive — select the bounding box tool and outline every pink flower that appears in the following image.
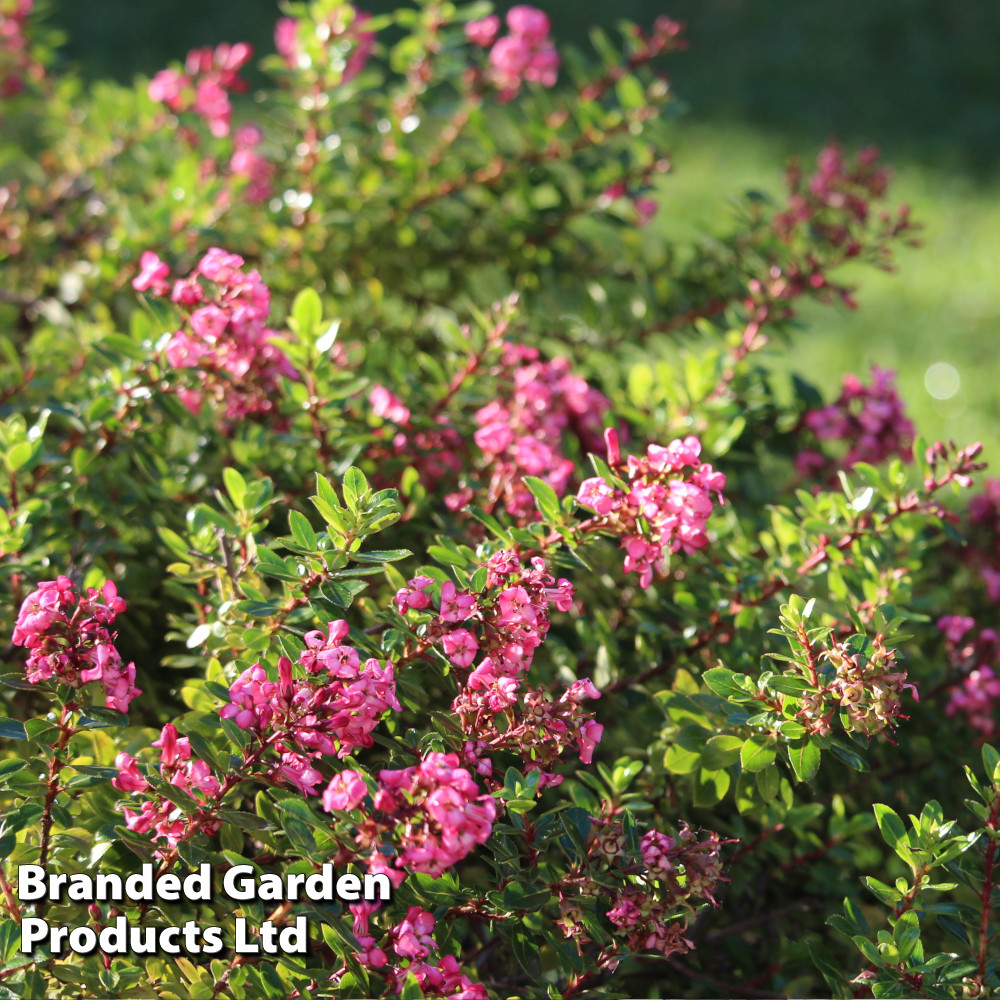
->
[274,17,297,62]
[441,628,479,668]
[577,436,724,588]
[465,15,500,47]
[577,719,604,764]
[489,35,531,83]
[439,581,476,622]
[506,5,550,41]
[132,251,170,294]
[635,197,658,226]
[148,68,187,109]
[577,477,617,515]
[277,752,324,796]
[12,576,141,711]
[221,645,400,777]
[140,246,300,423]
[274,7,374,83]
[482,6,559,99]
[604,427,621,465]
[395,575,434,614]
[391,906,437,959]
[111,753,149,794]
[982,567,1000,603]
[473,417,513,455]
[197,247,244,282]
[799,367,914,476]
[370,385,411,424]
[524,42,559,87]
[230,125,275,203]
[147,44,251,136]
[371,753,497,877]
[938,615,976,645]
[322,770,368,812]
[496,586,537,625]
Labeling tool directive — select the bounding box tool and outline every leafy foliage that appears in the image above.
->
[0,2,996,999]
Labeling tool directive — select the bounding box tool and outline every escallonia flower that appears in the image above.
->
[577,428,726,588]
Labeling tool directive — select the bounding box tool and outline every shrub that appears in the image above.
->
[0,2,997,998]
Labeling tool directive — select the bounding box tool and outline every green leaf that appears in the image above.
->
[278,798,325,828]
[0,759,27,779]
[693,766,730,806]
[342,467,369,513]
[864,875,903,906]
[741,734,776,772]
[766,674,812,696]
[701,735,743,769]
[615,74,645,110]
[320,578,368,609]
[291,287,323,338]
[788,740,822,782]
[702,667,752,701]
[98,333,147,362]
[522,476,561,522]
[222,467,247,509]
[663,742,701,775]
[288,510,317,550]
[829,740,869,772]
[851,934,883,967]
[5,441,32,473]
[873,804,915,867]
[0,718,27,741]
[982,743,1000,784]
[893,909,920,962]
[81,707,129,727]
[559,808,592,857]
[505,799,537,814]
[350,548,412,564]
[502,882,551,910]
[755,764,779,801]
[218,810,273,831]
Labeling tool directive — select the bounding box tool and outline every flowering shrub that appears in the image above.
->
[796,366,915,480]
[0,3,997,999]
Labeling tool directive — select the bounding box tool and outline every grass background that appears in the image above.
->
[46,0,1000,459]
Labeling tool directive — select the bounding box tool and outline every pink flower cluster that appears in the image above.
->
[396,552,599,782]
[132,246,300,421]
[148,43,252,138]
[797,366,914,478]
[555,819,725,959]
[473,343,608,518]
[599,182,659,227]
[334,752,497,882]
[274,7,374,84]
[367,384,464,501]
[221,624,400,791]
[229,123,276,204]
[776,144,891,249]
[577,429,726,588]
[12,576,141,713]
[466,6,559,101]
[775,143,899,267]
[113,724,221,850]
[797,632,916,738]
[454,677,603,787]
[0,0,41,98]
[761,144,917,313]
[340,904,487,998]
[603,825,725,958]
[963,479,1000,602]
[938,616,1000,738]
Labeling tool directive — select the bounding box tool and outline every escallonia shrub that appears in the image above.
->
[0,1,998,998]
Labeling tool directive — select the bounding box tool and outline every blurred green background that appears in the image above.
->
[48,0,1000,458]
